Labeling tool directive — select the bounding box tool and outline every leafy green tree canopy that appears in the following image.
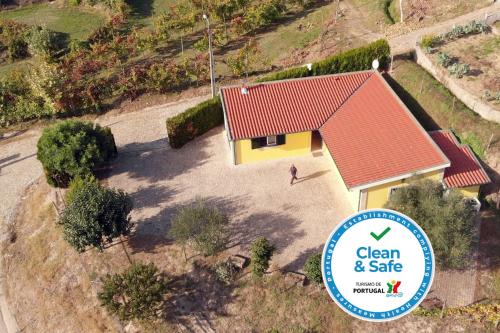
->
[59,178,132,252]
[98,262,169,322]
[37,120,117,187]
[384,180,476,269]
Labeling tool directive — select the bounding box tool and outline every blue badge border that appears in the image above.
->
[321,208,435,322]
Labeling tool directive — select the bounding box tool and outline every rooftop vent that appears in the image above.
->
[241,86,249,95]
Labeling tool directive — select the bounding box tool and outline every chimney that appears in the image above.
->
[241,85,249,95]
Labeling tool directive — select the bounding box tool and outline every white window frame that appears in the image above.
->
[266,135,277,146]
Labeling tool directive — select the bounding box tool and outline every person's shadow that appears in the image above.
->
[293,170,330,184]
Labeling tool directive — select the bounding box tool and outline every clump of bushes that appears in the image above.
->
[251,237,275,277]
[166,96,223,148]
[439,20,490,42]
[169,198,229,258]
[304,252,322,284]
[37,120,117,187]
[59,176,133,252]
[257,39,390,82]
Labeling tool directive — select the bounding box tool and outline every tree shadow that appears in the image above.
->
[281,245,323,273]
[126,0,154,20]
[129,194,248,255]
[108,127,221,183]
[383,73,441,131]
[229,210,307,257]
[165,260,238,330]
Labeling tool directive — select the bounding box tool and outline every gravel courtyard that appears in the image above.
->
[106,126,354,270]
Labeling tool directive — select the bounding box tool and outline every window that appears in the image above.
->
[251,135,286,149]
[267,135,277,146]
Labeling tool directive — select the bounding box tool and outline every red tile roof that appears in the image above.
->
[221,71,372,140]
[429,130,490,188]
[319,73,450,189]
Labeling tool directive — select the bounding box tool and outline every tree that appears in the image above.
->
[384,180,476,269]
[304,252,322,284]
[27,25,65,60]
[169,199,229,258]
[98,262,169,322]
[226,39,264,76]
[250,237,275,277]
[37,120,117,187]
[58,178,132,252]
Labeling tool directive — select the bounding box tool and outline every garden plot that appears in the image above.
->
[431,33,500,111]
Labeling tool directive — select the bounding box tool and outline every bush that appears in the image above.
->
[37,120,117,187]
[257,39,390,82]
[166,96,223,148]
[436,52,453,68]
[27,25,66,60]
[251,237,275,277]
[169,198,229,257]
[58,178,132,252]
[447,62,469,78]
[98,262,168,322]
[214,260,237,285]
[421,34,440,50]
[304,252,322,284]
[384,180,476,269]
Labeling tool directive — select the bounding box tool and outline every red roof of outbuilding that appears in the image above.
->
[429,131,490,188]
[319,73,450,189]
[221,71,372,140]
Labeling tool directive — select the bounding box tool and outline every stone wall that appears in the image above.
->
[414,46,500,124]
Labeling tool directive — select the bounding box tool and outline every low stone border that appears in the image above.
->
[414,45,500,124]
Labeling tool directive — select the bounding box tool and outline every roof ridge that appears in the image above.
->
[318,71,375,129]
[220,70,375,91]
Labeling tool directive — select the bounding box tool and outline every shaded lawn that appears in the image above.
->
[388,59,500,158]
[0,3,106,40]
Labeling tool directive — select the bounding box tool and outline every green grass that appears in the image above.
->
[389,60,500,158]
[478,35,500,56]
[127,0,180,28]
[0,3,106,40]
[257,2,335,64]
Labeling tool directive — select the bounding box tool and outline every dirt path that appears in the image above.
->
[388,3,500,54]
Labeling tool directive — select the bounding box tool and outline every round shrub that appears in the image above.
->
[304,252,322,284]
[250,237,275,277]
[37,120,117,187]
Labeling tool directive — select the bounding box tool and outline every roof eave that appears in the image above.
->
[346,162,451,192]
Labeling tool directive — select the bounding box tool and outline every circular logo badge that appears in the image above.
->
[322,209,434,322]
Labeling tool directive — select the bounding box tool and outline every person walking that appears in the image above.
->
[289,164,298,185]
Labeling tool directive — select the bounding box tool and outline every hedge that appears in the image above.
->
[166,96,223,148]
[166,39,391,148]
[257,39,391,82]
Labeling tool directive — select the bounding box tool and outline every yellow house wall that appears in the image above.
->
[457,185,480,198]
[235,131,312,165]
[365,170,444,209]
[322,144,360,212]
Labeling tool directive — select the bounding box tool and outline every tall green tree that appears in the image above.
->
[59,178,132,252]
[98,262,169,321]
[384,180,476,269]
